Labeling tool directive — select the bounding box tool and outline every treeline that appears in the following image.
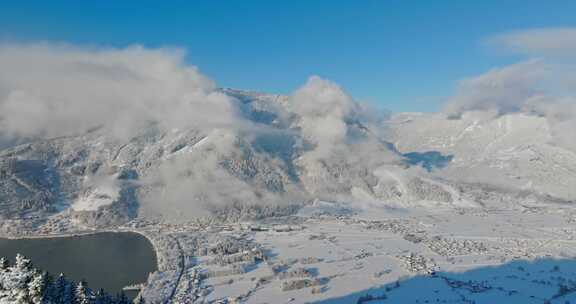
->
[0,254,139,304]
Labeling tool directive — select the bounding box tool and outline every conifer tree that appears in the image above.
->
[75,280,92,304]
[115,291,130,304]
[54,273,68,304]
[28,272,46,304]
[0,257,8,271]
[0,254,127,304]
[14,253,31,271]
[43,272,57,304]
[94,288,112,304]
[54,273,75,304]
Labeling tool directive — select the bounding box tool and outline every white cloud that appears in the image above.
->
[531,96,576,151]
[444,26,576,152]
[443,60,547,117]
[289,76,355,158]
[0,43,242,143]
[487,27,576,57]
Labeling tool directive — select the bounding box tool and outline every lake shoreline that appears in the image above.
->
[0,228,160,265]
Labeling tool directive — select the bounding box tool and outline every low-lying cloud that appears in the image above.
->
[140,129,271,220]
[445,28,576,152]
[289,76,355,158]
[289,76,394,160]
[443,59,547,117]
[0,43,404,220]
[0,43,242,144]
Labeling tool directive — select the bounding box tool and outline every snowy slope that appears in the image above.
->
[2,90,575,232]
[0,89,457,229]
[388,111,576,201]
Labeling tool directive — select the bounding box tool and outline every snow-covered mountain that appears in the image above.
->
[1,88,574,230]
[388,111,576,203]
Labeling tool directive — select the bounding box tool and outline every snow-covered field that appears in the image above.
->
[125,202,576,303]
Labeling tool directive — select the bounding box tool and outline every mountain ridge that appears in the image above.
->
[0,89,574,231]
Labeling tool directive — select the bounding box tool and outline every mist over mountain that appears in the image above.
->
[0,43,575,229]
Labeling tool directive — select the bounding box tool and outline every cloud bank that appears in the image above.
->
[443,60,547,117]
[0,43,404,220]
[0,43,241,144]
[446,28,576,151]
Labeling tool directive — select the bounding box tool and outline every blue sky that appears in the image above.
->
[1,1,575,112]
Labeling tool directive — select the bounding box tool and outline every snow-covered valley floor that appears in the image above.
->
[135,203,576,303]
[4,202,576,303]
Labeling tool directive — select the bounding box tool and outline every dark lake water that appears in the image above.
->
[0,232,157,298]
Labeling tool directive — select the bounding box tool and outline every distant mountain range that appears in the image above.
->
[1,89,574,228]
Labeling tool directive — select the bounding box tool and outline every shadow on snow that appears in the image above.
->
[312,258,576,304]
[403,151,454,172]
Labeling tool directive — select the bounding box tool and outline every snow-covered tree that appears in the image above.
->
[75,280,93,304]
[15,289,31,304]
[14,253,31,271]
[0,257,8,271]
[94,289,113,304]
[28,272,46,304]
[0,255,126,304]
